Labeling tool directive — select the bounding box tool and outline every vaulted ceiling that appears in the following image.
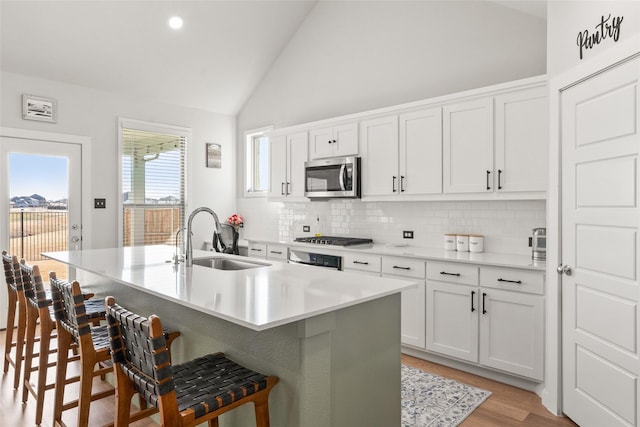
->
[0,1,546,116]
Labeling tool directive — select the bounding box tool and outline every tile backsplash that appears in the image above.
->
[278,200,546,256]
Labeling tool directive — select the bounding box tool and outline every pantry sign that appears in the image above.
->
[576,14,624,60]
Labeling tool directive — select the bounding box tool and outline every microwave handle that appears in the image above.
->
[339,164,347,191]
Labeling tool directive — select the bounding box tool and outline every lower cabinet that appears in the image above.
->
[426,261,544,381]
[266,244,288,262]
[382,256,426,349]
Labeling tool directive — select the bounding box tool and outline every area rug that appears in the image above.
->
[401,365,491,427]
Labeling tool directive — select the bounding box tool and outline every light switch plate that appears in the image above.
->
[403,231,414,239]
[94,198,106,209]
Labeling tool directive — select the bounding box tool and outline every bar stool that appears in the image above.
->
[2,250,28,390]
[51,276,181,427]
[105,296,279,427]
[20,264,107,425]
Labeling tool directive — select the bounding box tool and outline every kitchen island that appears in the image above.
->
[43,245,415,427]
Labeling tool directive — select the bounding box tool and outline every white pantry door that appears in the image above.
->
[0,135,83,328]
[561,57,640,426]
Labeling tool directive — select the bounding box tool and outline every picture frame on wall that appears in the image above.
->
[22,94,57,123]
[206,143,221,168]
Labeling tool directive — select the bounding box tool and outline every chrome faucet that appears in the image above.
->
[185,207,222,267]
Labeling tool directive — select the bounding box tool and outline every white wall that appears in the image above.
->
[1,71,237,250]
[237,1,547,250]
[547,0,640,76]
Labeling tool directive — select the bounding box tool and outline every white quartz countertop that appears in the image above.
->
[43,245,415,331]
[250,239,546,271]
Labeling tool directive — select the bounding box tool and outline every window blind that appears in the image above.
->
[121,127,186,247]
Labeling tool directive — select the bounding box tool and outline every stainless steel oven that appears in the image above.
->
[304,156,361,199]
[288,249,343,270]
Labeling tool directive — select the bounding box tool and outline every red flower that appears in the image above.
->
[227,214,244,227]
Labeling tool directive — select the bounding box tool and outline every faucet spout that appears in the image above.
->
[185,207,222,267]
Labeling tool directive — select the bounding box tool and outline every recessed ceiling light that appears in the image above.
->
[168,16,183,30]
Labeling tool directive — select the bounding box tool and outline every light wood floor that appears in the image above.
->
[403,354,578,427]
[1,326,578,426]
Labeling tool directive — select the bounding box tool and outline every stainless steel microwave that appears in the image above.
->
[304,156,361,199]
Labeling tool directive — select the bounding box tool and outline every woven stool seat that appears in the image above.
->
[172,353,268,417]
[106,296,278,426]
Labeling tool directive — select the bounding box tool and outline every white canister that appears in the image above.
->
[469,234,484,253]
[456,234,469,252]
[444,234,457,251]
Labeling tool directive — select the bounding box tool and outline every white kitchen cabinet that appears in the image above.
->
[360,116,399,196]
[494,86,548,193]
[426,262,479,362]
[266,244,288,261]
[382,256,426,349]
[309,122,358,160]
[248,242,267,259]
[361,108,443,197]
[268,131,308,200]
[443,98,494,194]
[399,107,443,195]
[426,262,544,381]
[343,252,381,274]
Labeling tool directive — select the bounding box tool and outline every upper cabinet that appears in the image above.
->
[361,107,442,197]
[309,122,358,160]
[494,86,548,193]
[443,85,548,196]
[443,98,494,194]
[257,75,548,202]
[268,131,308,200]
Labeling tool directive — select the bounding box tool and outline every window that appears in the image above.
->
[244,126,272,196]
[119,119,190,247]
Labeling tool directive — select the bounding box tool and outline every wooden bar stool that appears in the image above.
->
[2,250,28,390]
[20,264,107,426]
[50,276,180,427]
[50,275,115,427]
[105,296,279,427]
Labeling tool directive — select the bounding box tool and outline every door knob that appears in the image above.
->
[71,236,80,243]
[557,265,573,276]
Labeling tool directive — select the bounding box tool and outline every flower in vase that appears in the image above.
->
[227,214,244,232]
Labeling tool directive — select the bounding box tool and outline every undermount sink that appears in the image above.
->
[191,256,269,270]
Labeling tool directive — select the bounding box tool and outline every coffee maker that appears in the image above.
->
[530,228,546,261]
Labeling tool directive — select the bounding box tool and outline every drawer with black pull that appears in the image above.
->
[266,244,288,261]
[481,267,544,295]
[248,242,267,259]
[427,261,478,286]
[343,253,381,274]
[382,256,425,279]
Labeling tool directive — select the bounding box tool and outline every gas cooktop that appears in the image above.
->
[294,236,373,246]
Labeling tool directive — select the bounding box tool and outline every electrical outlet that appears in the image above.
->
[94,198,106,209]
[403,231,414,239]
[303,225,310,232]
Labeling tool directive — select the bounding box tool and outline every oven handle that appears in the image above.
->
[288,259,342,270]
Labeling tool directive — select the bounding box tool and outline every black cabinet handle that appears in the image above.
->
[251,248,263,252]
[328,140,332,144]
[440,271,461,277]
[471,290,476,312]
[400,176,406,192]
[498,278,522,284]
[392,176,397,192]
[287,182,291,195]
[353,261,369,265]
[332,139,337,144]
[498,169,503,190]
[281,182,285,195]
[482,292,487,314]
[270,251,282,255]
[486,170,491,190]
[393,265,411,270]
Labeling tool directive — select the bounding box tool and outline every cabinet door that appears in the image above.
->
[426,281,478,363]
[398,279,426,349]
[309,127,334,160]
[268,135,288,199]
[287,131,308,198]
[399,107,443,195]
[333,122,358,157]
[479,288,544,380]
[443,98,494,193]
[495,87,548,193]
[360,116,399,196]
